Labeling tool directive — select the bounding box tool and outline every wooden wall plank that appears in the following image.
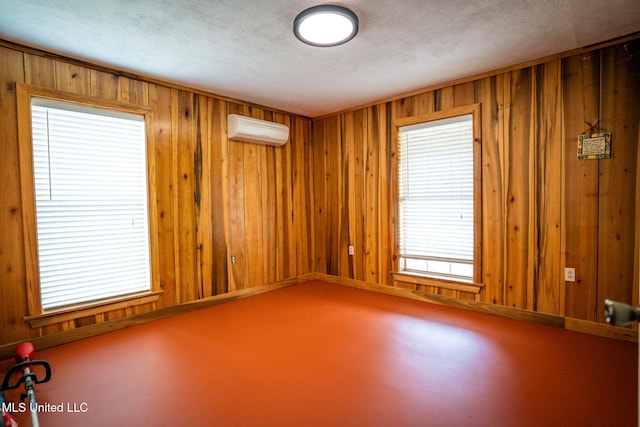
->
[195,94,213,298]
[294,117,314,276]
[90,69,121,101]
[454,82,475,107]
[394,96,414,120]
[210,98,229,295]
[597,42,640,320]
[263,112,278,284]
[527,67,540,313]
[54,60,90,95]
[148,83,176,307]
[24,53,55,87]
[0,47,30,345]
[384,103,397,284]
[120,77,149,106]
[561,52,600,321]
[364,107,380,284]
[534,60,563,315]
[323,115,341,276]
[281,115,296,279]
[312,118,327,274]
[259,110,271,282]
[376,104,393,285]
[475,75,506,305]
[414,91,434,116]
[352,109,365,280]
[504,69,533,309]
[342,111,356,278]
[173,90,198,301]
[435,87,454,111]
[273,115,290,281]
[226,103,247,290]
[243,109,266,286]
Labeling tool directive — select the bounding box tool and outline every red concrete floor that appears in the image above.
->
[1,280,637,426]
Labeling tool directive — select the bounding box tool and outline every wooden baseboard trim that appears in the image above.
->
[565,318,637,343]
[0,275,312,361]
[3,273,633,360]
[313,273,638,343]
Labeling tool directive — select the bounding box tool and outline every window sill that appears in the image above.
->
[24,291,163,328]
[392,271,484,294]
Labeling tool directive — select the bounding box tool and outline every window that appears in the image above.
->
[17,84,158,316]
[396,105,481,282]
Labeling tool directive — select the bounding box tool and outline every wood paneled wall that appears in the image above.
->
[313,39,640,324]
[0,44,314,346]
[1,36,639,349]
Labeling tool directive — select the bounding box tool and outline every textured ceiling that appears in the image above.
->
[1,0,639,117]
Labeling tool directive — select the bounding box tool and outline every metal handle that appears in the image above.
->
[604,299,640,326]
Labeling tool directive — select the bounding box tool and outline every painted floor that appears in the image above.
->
[1,280,637,426]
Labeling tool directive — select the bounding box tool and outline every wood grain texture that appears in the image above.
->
[242,108,266,287]
[24,53,55,87]
[54,60,90,95]
[313,38,640,327]
[0,46,314,347]
[1,37,638,350]
[89,69,120,101]
[561,52,600,321]
[280,114,296,280]
[148,83,177,306]
[15,83,42,319]
[0,47,29,345]
[210,98,229,295]
[292,116,314,276]
[173,90,197,302]
[475,75,506,305]
[534,60,563,315]
[504,68,533,309]
[364,108,380,284]
[195,95,213,298]
[376,104,394,286]
[323,115,341,276]
[312,116,327,273]
[454,82,475,107]
[264,112,277,284]
[597,42,640,321]
[350,110,364,280]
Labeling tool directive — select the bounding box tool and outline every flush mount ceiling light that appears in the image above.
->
[293,4,359,47]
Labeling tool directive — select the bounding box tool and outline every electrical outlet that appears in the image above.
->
[348,246,354,256]
[564,267,575,282]
[231,255,236,264]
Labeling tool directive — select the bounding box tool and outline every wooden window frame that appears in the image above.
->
[393,104,483,289]
[16,83,161,326]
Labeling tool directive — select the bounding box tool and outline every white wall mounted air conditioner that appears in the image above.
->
[227,114,289,146]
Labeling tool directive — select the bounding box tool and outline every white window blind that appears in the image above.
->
[398,114,474,280]
[31,99,151,310]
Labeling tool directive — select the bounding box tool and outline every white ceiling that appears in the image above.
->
[1,1,639,118]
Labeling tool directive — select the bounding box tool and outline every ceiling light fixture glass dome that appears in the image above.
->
[293,5,359,47]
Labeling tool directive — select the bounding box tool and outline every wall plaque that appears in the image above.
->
[578,132,611,160]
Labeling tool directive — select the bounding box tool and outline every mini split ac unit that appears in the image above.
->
[227,114,289,146]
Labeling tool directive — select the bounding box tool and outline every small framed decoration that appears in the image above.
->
[578,132,611,160]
